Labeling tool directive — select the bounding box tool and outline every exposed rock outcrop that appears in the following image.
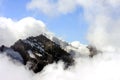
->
[87,45,101,57]
[0,34,74,73]
[0,34,102,73]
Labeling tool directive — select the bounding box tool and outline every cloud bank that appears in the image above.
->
[0,17,53,46]
[0,0,120,80]
[33,51,120,80]
[79,0,120,51]
[0,17,120,80]
[27,0,120,52]
[0,53,33,80]
[27,0,78,16]
[25,1,120,79]
[1,47,120,80]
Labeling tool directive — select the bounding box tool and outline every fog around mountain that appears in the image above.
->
[0,16,120,80]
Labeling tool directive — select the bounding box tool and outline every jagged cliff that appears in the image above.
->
[0,34,99,73]
[0,34,74,73]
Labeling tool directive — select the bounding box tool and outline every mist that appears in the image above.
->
[0,0,120,80]
[33,52,120,80]
[0,16,120,80]
[0,17,53,46]
[0,53,33,80]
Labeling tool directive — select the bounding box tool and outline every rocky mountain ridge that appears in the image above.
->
[0,34,99,73]
[0,34,74,73]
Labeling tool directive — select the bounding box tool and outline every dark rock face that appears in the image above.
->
[87,45,101,57]
[0,46,24,63]
[10,34,74,73]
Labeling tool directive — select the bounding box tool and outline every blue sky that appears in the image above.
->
[0,0,89,44]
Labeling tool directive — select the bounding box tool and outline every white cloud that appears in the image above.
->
[71,41,81,48]
[1,38,120,80]
[27,0,120,52]
[108,0,120,7]
[70,41,90,56]
[0,0,120,80]
[32,51,120,80]
[27,0,78,16]
[0,17,54,46]
[0,53,33,80]
[27,0,55,16]
[84,0,120,51]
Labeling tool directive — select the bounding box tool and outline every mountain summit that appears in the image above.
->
[0,34,74,73]
[0,34,99,73]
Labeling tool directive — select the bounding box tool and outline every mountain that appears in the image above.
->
[0,34,99,73]
[0,34,74,73]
